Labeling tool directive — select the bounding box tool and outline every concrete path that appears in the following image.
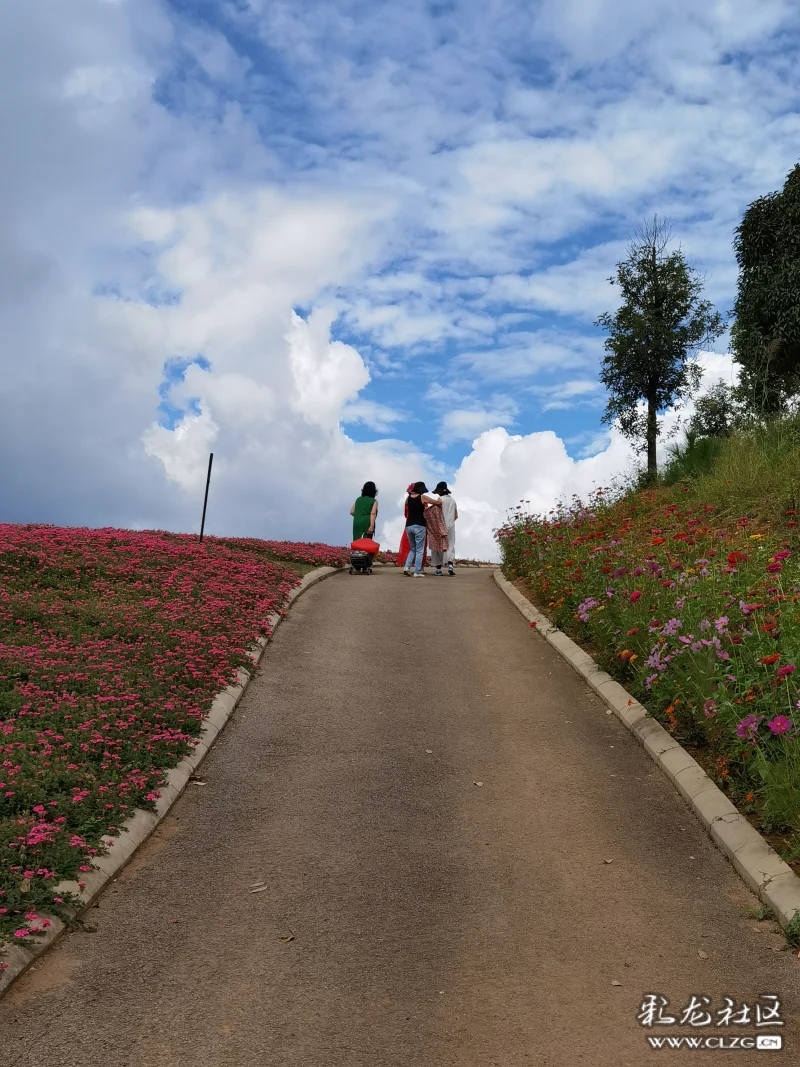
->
[2,569,798,1066]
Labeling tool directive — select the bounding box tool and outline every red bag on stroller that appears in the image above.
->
[351,537,380,554]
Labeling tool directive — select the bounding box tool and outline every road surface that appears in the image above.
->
[1,568,798,1065]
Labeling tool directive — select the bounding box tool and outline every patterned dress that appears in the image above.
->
[424,501,448,554]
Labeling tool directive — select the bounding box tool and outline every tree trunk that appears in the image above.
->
[647,390,658,477]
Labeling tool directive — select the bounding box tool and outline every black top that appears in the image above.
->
[405,494,426,527]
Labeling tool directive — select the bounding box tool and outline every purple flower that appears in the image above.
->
[715,616,729,634]
[736,714,763,741]
[661,618,682,637]
[699,619,711,632]
[767,715,792,736]
[645,673,658,690]
[690,641,704,652]
[577,597,599,622]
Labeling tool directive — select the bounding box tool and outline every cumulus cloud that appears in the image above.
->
[0,0,792,568]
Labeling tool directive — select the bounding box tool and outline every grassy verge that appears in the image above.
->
[0,525,346,958]
[497,437,800,864]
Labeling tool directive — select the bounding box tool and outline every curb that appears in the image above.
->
[0,565,342,998]
[493,569,800,934]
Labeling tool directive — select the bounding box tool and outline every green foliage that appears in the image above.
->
[786,910,800,949]
[595,216,724,475]
[688,379,741,439]
[732,162,800,415]
[679,413,800,527]
[661,432,725,485]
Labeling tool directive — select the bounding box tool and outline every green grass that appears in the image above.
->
[661,413,800,526]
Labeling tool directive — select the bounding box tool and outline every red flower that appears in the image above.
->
[529,621,537,628]
[766,561,783,574]
[629,591,642,602]
[760,654,781,665]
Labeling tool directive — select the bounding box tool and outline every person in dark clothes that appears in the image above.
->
[402,481,442,577]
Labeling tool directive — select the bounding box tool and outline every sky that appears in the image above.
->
[2,0,799,560]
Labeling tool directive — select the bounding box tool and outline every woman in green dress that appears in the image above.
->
[350,481,378,541]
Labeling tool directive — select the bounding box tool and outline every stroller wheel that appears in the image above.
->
[349,566,354,574]
[367,568,373,574]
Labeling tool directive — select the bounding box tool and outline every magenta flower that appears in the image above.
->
[767,715,792,736]
[776,664,796,680]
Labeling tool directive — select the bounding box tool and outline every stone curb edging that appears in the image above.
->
[0,565,343,998]
[493,569,800,934]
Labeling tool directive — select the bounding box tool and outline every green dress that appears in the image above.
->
[352,495,376,540]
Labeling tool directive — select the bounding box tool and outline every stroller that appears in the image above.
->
[349,536,379,575]
[349,549,374,575]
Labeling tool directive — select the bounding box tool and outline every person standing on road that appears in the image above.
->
[397,483,415,566]
[424,487,449,576]
[350,482,378,541]
[403,482,441,577]
[433,481,458,576]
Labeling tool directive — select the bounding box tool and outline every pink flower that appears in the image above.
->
[767,715,792,736]
[736,714,762,741]
[776,664,796,680]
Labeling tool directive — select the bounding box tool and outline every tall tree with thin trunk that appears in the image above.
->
[595,216,724,478]
[732,162,800,415]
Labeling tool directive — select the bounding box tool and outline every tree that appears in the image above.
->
[595,216,724,478]
[688,379,740,439]
[732,163,800,415]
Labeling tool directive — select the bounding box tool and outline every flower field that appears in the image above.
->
[497,489,800,857]
[0,524,347,955]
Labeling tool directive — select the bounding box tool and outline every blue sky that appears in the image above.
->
[2,0,799,557]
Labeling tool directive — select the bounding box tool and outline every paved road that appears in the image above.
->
[2,568,798,1065]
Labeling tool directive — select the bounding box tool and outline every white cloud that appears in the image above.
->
[531,378,605,411]
[340,399,405,432]
[0,0,793,569]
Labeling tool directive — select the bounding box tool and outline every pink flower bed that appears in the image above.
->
[0,524,343,951]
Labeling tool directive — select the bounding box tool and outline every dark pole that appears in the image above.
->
[199,452,213,543]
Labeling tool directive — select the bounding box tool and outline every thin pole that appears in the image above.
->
[199,452,214,543]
